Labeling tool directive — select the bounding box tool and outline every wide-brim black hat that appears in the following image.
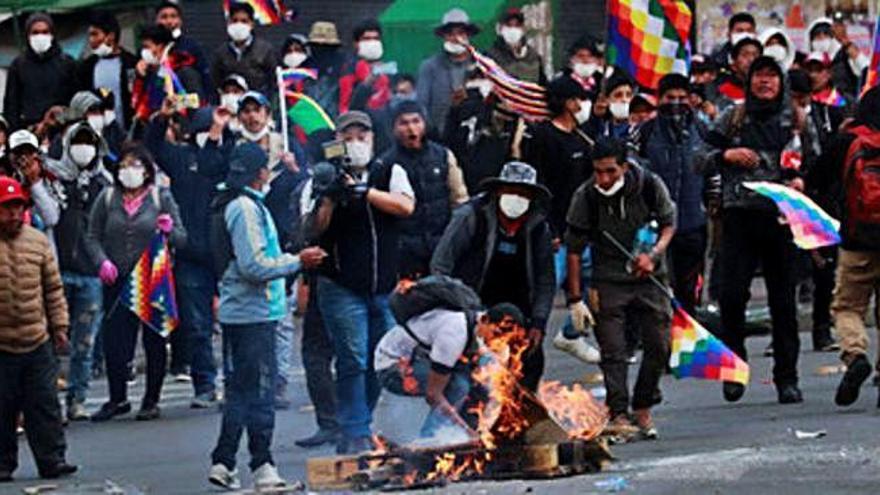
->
[478,161,552,201]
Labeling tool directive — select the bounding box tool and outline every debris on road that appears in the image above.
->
[792,429,827,440]
[593,476,629,492]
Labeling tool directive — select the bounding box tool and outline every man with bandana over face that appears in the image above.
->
[636,74,708,314]
[697,56,817,406]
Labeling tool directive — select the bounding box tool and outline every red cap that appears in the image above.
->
[0,176,27,205]
[501,7,525,23]
[805,51,832,68]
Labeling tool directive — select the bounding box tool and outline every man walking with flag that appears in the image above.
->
[565,137,677,439]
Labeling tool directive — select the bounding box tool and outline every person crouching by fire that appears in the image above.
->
[374,285,526,439]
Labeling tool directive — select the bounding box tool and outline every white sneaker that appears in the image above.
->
[208,463,240,490]
[252,463,285,489]
[553,332,601,364]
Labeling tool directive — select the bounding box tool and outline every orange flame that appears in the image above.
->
[538,381,609,440]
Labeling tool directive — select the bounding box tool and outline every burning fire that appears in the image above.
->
[538,381,608,440]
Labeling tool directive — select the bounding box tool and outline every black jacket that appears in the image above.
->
[4,44,79,130]
[211,37,277,96]
[77,49,139,129]
[430,193,555,330]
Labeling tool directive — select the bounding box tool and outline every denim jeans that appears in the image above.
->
[61,272,103,404]
[377,350,472,438]
[212,322,277,471]
[276,306,294,391]
[175,261,218,395]
[317,277,394,440]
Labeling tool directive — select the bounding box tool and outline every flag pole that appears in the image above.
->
[277,67,290,153]
[601,230,676,300]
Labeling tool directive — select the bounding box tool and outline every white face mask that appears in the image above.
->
[141,48,158,66]
[284,52,307,68]
[104,110,117,126]
[573,62,599,78]
[240,125,269,142]
[357,40,383,61]
[444,40,467,55]
[500,26,524,46]
[595,176,625,197]
[221,93,240,113]
[195,132,211,148]
[730,32,753,47]
[29,34,53,54]
[93,43,113,57]
[346,139,373,167]
[118,166,145,190]
[812,38,833,54]
[763,44,787,64]
[172,28,182,39]
[227,22,252,42]
[574,99,592,124]
[69,144,96,167]
[87,114,105,134]
[609,101,630,120]
[466,79,493,98]
[498,193,530,219]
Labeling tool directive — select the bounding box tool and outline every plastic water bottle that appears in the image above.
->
[626,220,659,273]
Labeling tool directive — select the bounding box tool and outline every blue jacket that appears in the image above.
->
[639,116,707,232]
[145,116,231,266]
[218,189,301,324]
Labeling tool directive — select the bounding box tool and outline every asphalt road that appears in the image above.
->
[3,310,879,495]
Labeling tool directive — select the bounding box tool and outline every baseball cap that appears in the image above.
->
[805,51,833,68]
[222,74,249,92]
[9,130,39,152]
[0,177,27,205]
[237,91,270,111]
[335,111,373,132]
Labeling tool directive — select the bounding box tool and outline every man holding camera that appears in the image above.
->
[301,111,415,454]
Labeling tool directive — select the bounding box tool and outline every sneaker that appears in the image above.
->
[835,355,872,406]
[90,401,132,422]
[632,408,658,440]
[252,463,285,489]
[777,384,804,404]
[191,390,219,409]
[66,402,90,422]
[135,403,161,421]
[552,332,601,364]
[602,414,639,437]
[39,462,78,479]
[208,463,240,490]
[723,381,745,402]
[813,335,839,352]
[295,428,339,448]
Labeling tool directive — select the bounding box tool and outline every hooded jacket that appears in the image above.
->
[807,17,868,97]
[758,28,796,71]
[430,192,555,330]
[45,122,112,276]
[3,42,79,129]
[696,57,812,211]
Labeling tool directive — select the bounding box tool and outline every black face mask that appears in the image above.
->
[659,102,692,126]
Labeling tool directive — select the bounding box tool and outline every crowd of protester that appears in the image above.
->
[2,1,880,490]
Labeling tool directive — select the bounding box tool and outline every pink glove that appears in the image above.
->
[156,213,173,234]
[99,260,118,285]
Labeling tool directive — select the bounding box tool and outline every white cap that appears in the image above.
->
[9,130,39,151]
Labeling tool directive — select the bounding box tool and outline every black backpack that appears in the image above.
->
[208,187,257,278]
[389,275,483,350]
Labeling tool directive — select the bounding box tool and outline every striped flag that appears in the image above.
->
[120,232,179,338]
[466,45,551,120]
[223,0,286,26]
[863,14,880,95]
[606,0,692,89]
[277,68,334,136]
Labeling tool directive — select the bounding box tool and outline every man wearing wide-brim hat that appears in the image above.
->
[417,8,480,136]
[430,161,555,391]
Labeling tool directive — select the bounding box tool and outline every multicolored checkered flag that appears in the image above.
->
[606,0,692,89]
[120,232,179,338]
[670,303,749,385]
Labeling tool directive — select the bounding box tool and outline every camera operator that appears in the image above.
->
[300,111,414,455]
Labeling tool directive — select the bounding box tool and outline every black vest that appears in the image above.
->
[381,141,451,270]
[319,159,400,295]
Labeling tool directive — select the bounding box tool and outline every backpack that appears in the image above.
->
[208,187,250,278]
[842,125,880,246]
[389,275,483,350]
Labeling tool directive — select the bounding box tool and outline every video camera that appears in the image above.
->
[310,139,365,204]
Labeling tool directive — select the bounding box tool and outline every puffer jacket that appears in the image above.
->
[0,225,69,354]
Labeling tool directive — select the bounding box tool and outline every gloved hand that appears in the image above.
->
[99,260,118,285]
[569,300,596,334]
[156,213,173,234]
